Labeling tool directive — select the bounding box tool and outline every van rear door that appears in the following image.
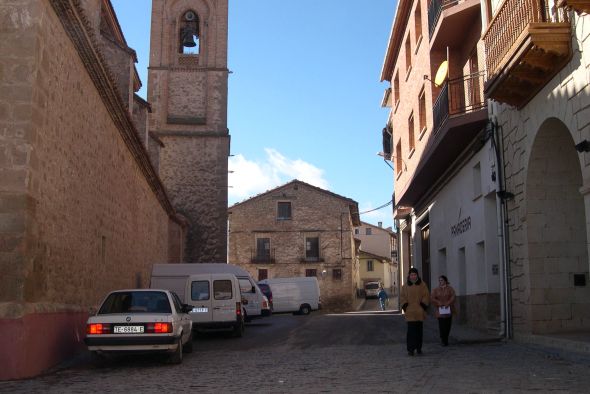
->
[187,276,213,324]
[238,277,261,318]
[211,275,237,323]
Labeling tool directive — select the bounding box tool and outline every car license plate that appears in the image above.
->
[192,307,208,313]
[114,325,144,334]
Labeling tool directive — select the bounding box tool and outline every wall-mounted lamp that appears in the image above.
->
[497,190,514,200]
[377,151,408,171]
[575,140,590,153]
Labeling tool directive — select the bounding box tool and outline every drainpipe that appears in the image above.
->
[490,109,513,339]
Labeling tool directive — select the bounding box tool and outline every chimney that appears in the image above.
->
[378,221,383,228]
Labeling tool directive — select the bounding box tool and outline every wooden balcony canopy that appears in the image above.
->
[483,0,571,108]
[556,0,590,14]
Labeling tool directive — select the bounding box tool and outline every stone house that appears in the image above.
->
[227,180,361,312]
[354,222,397,294]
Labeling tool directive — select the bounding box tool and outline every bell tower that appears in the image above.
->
[148,0,229,263]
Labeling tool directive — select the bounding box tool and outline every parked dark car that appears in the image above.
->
[257,283,273,310]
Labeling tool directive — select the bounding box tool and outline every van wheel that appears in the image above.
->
[299,304,311,315]
[183,331,193,353]
[233,320,244,338]
[169,338,183,364]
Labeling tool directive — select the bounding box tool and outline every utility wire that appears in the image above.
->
[359,199,393,214]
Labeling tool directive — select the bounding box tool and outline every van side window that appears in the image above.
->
[214,280,233,300]
[191,281,210,301]
[239,278,253,293]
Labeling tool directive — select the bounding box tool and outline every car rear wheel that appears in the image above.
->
[183,330,193,353]
[299,304,311,315]
[169,337,183,364]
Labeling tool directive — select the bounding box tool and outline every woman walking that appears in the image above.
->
[431,275,456,346]
[400,267,430,356]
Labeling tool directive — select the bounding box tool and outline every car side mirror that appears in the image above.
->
[182,304,193,314]
[251,286,256,293]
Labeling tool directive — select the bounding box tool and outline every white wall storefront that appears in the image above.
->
[410,140,502,330]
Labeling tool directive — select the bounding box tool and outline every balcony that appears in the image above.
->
[556,0,590,14]
[428,0,481,50]
[250,249,275,264]
[483,0,571,109]
[433,71,486,134]
[396,71,488,207]
[299,254,324,263]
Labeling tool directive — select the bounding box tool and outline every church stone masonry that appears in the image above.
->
[148,0,230,263]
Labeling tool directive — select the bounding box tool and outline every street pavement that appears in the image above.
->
[1,300,590,393]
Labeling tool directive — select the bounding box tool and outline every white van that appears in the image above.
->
[258,277,320,315]
[185,273,245,337]
[151,263,269,321]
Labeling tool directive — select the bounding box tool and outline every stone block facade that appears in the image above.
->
[228,180,361,313]
[491,11,590,335]
[0,0,184,379]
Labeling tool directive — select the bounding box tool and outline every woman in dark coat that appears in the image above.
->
[400,267,430,356]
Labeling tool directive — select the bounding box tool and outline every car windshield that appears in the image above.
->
[365,283,379,290]
[98,291,172,314]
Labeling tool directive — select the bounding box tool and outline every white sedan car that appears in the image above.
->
[85,289,193,364]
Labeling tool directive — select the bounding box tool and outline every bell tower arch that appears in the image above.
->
[148,0,229,263]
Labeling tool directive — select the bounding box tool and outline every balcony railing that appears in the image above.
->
[428,0,458,38]
[432,71,486,134]
[250,248,275,264]
[483,0,568,79]
[299,253,324,263]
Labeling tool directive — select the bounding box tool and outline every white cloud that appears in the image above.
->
[228,148,329,204]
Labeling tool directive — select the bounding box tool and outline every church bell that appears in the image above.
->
[182,26,197,48]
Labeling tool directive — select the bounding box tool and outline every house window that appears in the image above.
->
[414,2,422,48]
[305,269,317,277]
[396,141,402,175]
[305,237,320,261]
[256,238,271,259]
[258,269,268,281]
[408,112,415,152]
[277,201,292,220]
[405,35,412,74]
[333,269,342,280]
[393,72,400,108]
[365,228,372,235]
[473,162,482,198]
[179,10,200,55]
[419,89,426,137]
[354,228,359,235]
[367,260,374,272]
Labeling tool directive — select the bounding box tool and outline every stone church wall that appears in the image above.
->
[0,0,181,379]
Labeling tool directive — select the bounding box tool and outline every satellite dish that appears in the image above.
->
[434,60,448,87]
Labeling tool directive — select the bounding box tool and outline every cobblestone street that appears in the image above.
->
[2,310,590,393]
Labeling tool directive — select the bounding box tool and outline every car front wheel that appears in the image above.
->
[299,304,311,315]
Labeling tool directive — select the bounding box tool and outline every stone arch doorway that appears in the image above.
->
[526,117,590,334]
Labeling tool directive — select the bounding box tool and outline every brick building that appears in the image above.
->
[380,0,502,331]
[227,180,361,312]
[481,0,590,336]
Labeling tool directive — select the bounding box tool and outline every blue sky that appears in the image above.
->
[111,0,396,229]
